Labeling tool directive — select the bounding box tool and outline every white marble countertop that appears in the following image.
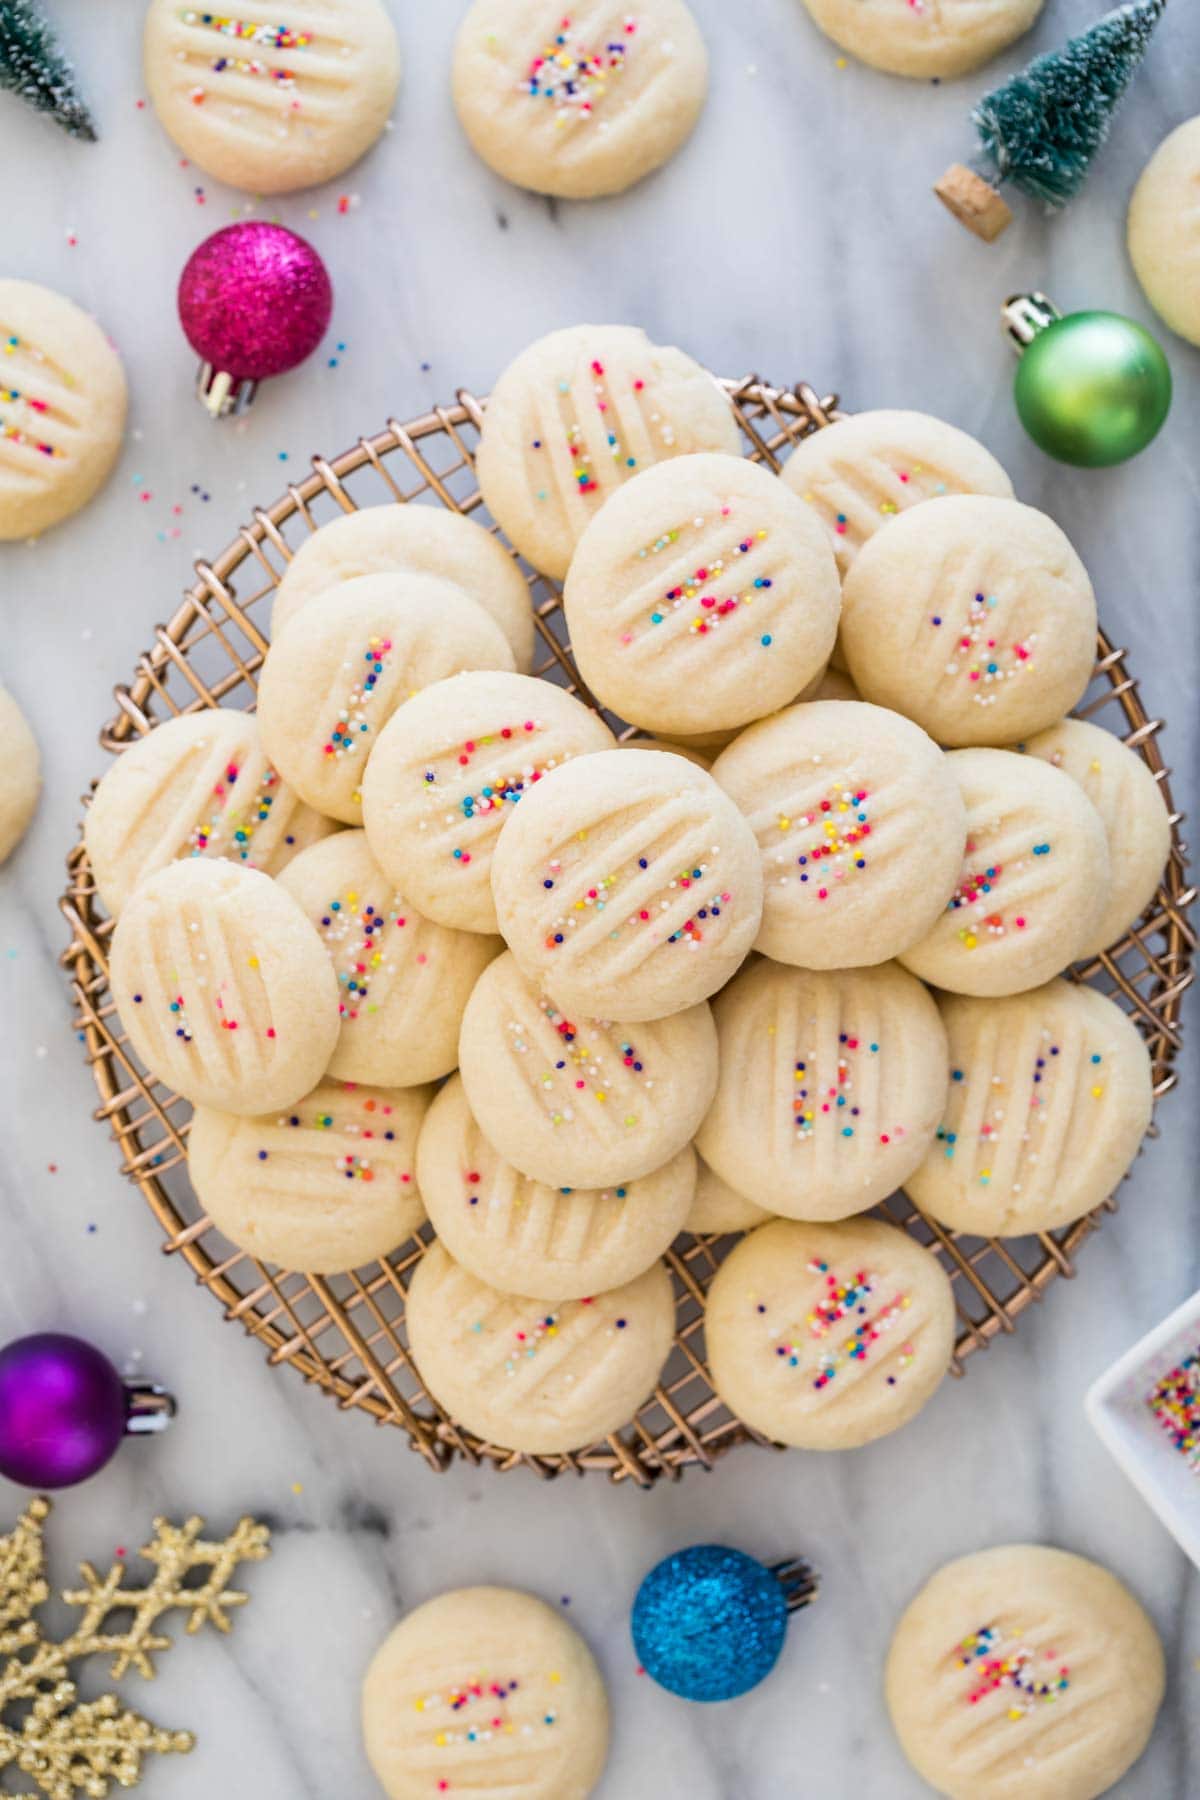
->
[1,3,1198,1795]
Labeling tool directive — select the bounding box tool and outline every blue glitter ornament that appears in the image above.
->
[631,1545,817,1702]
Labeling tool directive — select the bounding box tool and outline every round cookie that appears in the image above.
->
[277,831,500,1088]
[256,572,514,824]
[476,324,741,582]
[84,710,337,917]
[0,280,126,539]
[0,688,39,863]
[781,410,1013,579]
[271,503,535,672]
[110,858,339,1116]
[898,749,1109,998]
[362,1586,610,1800]
[705,1216,955,1449]
[458,950,718,1188]
[685,1155,771,1236]
[621,735,712,768]
[361,671,614,934]
[453,0,707,200]
[1128,116,1200,348]
[416,1075,694,1299]
[711,701,966,970]
[906,978,1154,1238]
[406,1240,674,1453]
[187,1077,431,1274]
[801,0,1043,79]
[490,748,763,1022]
[840,496,1097,748]
[143,0,401,196]
[563,453,841,736]
[885,1545,1165,1800]
[695,957,948,1220]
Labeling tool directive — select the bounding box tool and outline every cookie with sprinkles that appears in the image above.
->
[110,857,340,1116]
[452,0,707,199]
[187,1076,432,1274]
[696,956,948,1220]
[0,279,126,539]
[801,0,1044,80]
[361,671,615,935]
[685,1153,772,1236]
[457,950,717,1188]
[143,0,400,195]
[405,1240,674,1454]
[277,830,501,1088]
[906,978,1154,1238]
[0,687,39,864]
[362,1585,610,1800]
[476,324,740,582]
[885,1545,1164,1800]
[840,496,1097,748]
[563,452,841,736]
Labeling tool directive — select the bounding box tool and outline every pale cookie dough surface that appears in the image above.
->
[711,701,966,970]
[0,688,40,863]
[885,1545,1165,1800]
[840,496,1097,748]
[563,453,841,735]
[271,502,535,672]
[277,831,500,1088]
[188,1077,431,1274]
[361,671,614,934]
[906,979,1154,1238]
[406,1241,675,1453]
[458,950,718,1188]
[85,710,337,917]
[453,0,707,200]
[1128,116,1200,347]
[782,409,1013,579]
[110,858,339,1117]
[143,0,401,195]
[0,280,126,540]
[695,957,948,1220]
[802,0,1044,79]
[799,665,860,702]
[685,1154,772,1235]
[476,324,740,582]
[621,735,712,768]
[256,572,514,824]
[416,1075,695,1299]
[490,748,763,1022]
[706,1216,955,1449]
[362,1586,610,1800]
[898,749,1109,998]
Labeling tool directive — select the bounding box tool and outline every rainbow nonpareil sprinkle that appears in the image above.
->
[315,887,408,1021]
[1147,1349,1200,1471]
[507,1001,648,1132]
[776,782,870,898]
[937,591,1036,711]
[955,1626,1070,1721]
[323,638,393,762]
[522,15,636,122]
[792,1034,883,1141]
[757,1260,913,1389]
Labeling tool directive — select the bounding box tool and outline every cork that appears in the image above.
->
[934,164,1013,243]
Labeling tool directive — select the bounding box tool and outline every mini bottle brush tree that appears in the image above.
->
[0,0,95,139]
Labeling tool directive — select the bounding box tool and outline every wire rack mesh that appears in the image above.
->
[60,376,1196,1488]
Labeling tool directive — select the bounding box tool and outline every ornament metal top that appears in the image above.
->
[1003,292,1172,467]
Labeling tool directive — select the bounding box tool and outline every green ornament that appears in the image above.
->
[1003,293,1171,467]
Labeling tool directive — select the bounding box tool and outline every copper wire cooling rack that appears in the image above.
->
[61,377,1196,1488]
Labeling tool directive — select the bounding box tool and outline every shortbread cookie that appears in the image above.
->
[416,1075,694,1299]
[458,951,717,1188]
[143,0,401,195]
[476,325,740,581]
[800,665,860,703]
[361,671,614,934]
[257,573,514,824]
[0,688,39,863]
[110,858,339,1116]
[711,701,966,969]
[802,0,1043,79]
[85,711,337,917]
[0,280,126,539]
[277,831,499,1088]
[696,957,948,1220]
[906,979,1154,1238]
[706,1216,955,1449]
[406,1241,674,1453]
[188,1077,430,1273]
[685,1155,771,1235]
[564,453,841,735]
[271,503,535,671]
[898,749,1109,998]
[782,410,1013,578]
[362,1586,610,1800]
[453,0,707,200]
[621,736,712,768]
[490,748,763,1022]
[840,497,1097,748]
[886,1545,1164,1800]
[1128,117,1200,347]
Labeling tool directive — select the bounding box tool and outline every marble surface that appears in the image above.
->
[1,2,1198,1795]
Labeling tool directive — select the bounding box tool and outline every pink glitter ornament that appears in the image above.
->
[177,222,333,417]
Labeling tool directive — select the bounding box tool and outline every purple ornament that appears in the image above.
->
[0,1333,174,1490]
[177,222,334,418]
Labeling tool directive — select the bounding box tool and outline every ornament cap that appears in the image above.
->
[123,1379,177,1437]
[769,1555,820,1614]
[1002,292,1063,351]
[196,362,259,419]
[934,163,1014,242]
